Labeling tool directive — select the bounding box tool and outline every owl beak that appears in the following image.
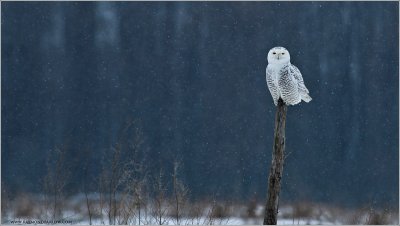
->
[277,55,280,60]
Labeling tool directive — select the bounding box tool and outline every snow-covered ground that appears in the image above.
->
[2,194,398,225]
[3,212,398,225]
[2,216,335,225]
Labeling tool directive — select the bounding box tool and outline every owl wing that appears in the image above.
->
[289,64,309,94]
[289,63,312,103]
[266,66,279,106]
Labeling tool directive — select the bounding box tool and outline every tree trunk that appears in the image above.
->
[263,98,287,225]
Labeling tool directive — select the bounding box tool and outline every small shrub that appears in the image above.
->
[292,202,314,219]
[14,193,35,218]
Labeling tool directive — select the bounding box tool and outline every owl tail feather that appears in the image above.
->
[302,93,312,103]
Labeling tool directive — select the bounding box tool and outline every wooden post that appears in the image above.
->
[263,98,287,225]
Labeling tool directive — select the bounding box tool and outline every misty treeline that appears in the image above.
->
[2,1,398,210]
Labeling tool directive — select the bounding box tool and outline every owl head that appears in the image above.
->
[267,47,290,64]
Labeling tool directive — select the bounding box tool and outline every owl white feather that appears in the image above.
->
[266,46,312,106]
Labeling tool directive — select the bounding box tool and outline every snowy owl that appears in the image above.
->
[266,47,312,106]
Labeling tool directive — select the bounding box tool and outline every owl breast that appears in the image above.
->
[277,65,301,105]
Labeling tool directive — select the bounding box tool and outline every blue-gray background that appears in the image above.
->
[2,2,399,208]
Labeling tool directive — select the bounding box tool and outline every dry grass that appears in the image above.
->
[291,202,315,219]
[277,201,399,225]
[3,195,399,225]
[13,193,36,218]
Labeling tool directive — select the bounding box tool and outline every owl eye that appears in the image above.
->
[273,52,276,54]
[282,53,285,55]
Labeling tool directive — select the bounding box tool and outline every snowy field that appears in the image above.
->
[2,193,398,225]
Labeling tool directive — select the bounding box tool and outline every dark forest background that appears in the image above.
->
[2,2,399,209]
